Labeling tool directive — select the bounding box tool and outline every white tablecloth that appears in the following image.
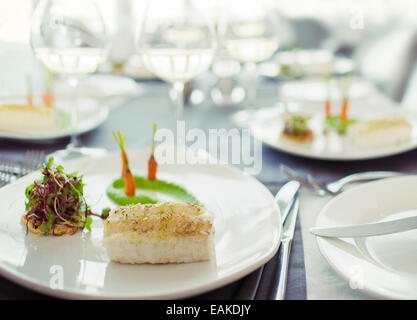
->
[299,189,373,299]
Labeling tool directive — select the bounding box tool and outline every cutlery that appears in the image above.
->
[274,180,301,300]
[21,150,45,176]
[310,215,417,238]
[280,164,404,196]
[240,180,300,300]
[0,151,45,187]
[0,159,18,187]
[0,158,19,175]
[275,180,300,223]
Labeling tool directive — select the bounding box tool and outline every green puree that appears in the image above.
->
[107,175,200,206]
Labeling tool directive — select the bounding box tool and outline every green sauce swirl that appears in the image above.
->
[106,176,200,206]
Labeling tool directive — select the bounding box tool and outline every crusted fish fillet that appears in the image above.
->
[103,202,214,264]
[348,118,411,149]
[0,104,56,132]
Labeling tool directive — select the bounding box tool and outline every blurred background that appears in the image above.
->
[1,0,417,116]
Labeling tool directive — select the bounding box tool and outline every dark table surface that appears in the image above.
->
[1,80,417,299]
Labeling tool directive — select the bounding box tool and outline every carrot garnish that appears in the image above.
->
[324,75,331,119]
[325,100,331,119]
[42,71,55,107]
[42,92,54,107]
[113,131,135,196]
[340,96,348,123]
[337,74,352,123]
[124,168,136,197]
[148,123,158,181]
[26,75,33,106]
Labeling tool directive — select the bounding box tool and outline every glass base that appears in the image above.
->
[48,146,108,163]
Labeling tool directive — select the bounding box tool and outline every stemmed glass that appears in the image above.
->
[136,0,216,119]
[30,0,108,160]
[222,0,279,108]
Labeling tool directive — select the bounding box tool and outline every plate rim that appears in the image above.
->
[0,150,282,299]
[314,176,417,299]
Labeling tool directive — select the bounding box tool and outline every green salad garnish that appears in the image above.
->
[325,116,356,134]
[23,157,93,236]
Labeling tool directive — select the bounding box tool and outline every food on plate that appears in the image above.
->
[324,74,355,134]
[26,76,33,106]
[113,131,136,196]
[103,202,214,264]
[347,117,411,149]
[42,70,55,107]
[107,175,199,206]
[148,123,158,181]
[324,116,356,134]
[281,113,314,142]
[42,91,54,107]
[339,93,349,123]
[22,158,93,236]
[0,104,56,132]
[278,49,335,77]
[324,75,331,119]
[108,127,198,206]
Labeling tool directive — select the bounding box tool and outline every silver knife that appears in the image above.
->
[275,182,301,300]
[310,215,417,238]
[275,180,300,224]
[245,180,300,300]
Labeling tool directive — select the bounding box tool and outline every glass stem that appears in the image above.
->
[173,81,185,119]
[245,62,257,107]
[67,77,79,149]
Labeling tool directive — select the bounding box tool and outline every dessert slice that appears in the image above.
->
[0,104,56,132]
[103,202,214,264]
[348,117,411,149]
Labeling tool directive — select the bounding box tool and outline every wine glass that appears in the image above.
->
[136,0,216,119]
[221,0,279,108]
[30,0,108,161]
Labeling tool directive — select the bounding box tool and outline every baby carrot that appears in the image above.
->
[325,100,331,119]
[42,92,54,107]
[337,74,352,123]
[26,75,33,106]
[340,96,348,123]
[148,123,158,181]
[324,74,331,119]
[120,152,129,178]
[124,169,136,196]
[113,131,136,196]
[148,157,157,181]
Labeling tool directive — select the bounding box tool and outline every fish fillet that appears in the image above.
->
[103,202,214,264]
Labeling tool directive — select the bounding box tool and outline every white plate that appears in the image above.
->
[315,176,417,299]
[0,99,109,141]
[233,102,417,161]
[0,149,281,299]
[259,55,355,79]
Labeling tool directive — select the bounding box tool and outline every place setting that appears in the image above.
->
[1,0,417,306]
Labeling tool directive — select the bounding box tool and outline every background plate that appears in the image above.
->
[233,102,417,161]
[0,98,109,141]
